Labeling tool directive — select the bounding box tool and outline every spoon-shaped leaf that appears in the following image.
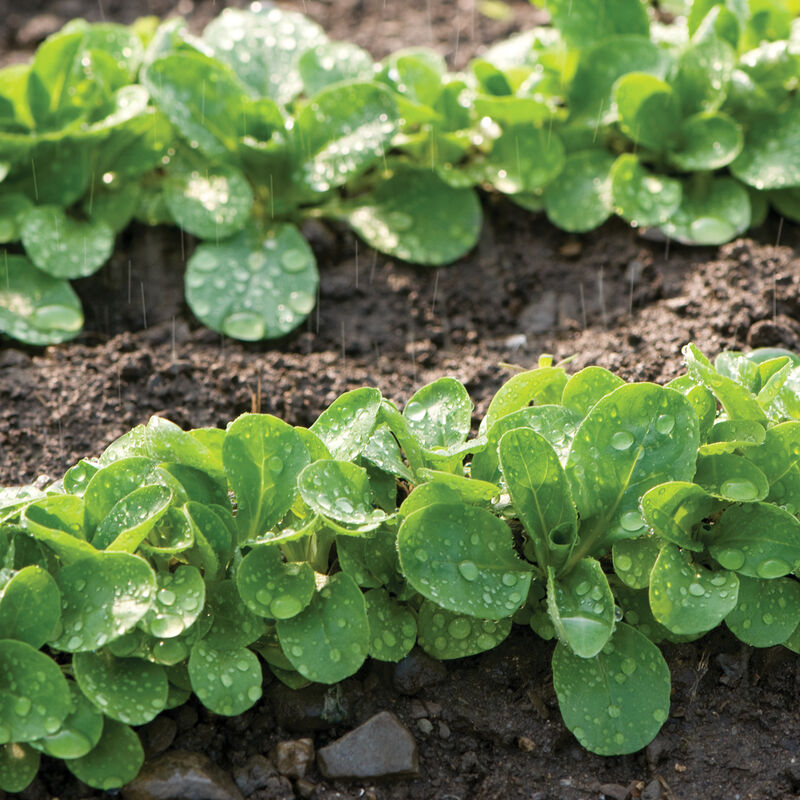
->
[188,639,262,715]
[65,719,143,791]
[417,599,511,659]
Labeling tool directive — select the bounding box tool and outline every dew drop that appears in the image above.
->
[271,595,303,618]
[281,248,308,273]
[720,479,758,502]
[756,558,789,579]
[611,430,635,450]
[655,414,675,435]
[688,582,705,597]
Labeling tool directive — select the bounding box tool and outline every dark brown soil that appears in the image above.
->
[2,2,800,799]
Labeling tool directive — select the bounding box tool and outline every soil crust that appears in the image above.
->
[2,2,800,799]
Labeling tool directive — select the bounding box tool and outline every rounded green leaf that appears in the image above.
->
[547,558,614,657]
[693,453,769,502]
[669,112,743,171]
[365,588,417,662]
[0,640,71,744]
[565,384,699,553]
[397,503,532,618]
[546,0,649,48]
[186,222,318,340]
[50,552,157,652]
[725,575,800,647]
[710,502,800,578]
[139,565,205,638]
[649,544,739,635]
[65,719,143,791]
[310,387,382,461]
[562,366,625,418]
[660,176,751,245]
[731,101,800,189]
[236,544,315,619]
[0,254,83,345]
[612,536,660,589]
[0,742,39,793]
[481,367,568,433]
[21,495,94,564]
[0,193,32,243]
[164,163,253,240]
[552,623,670,756]
[276,572,369,683]
[188,639,262,715]
[345,165,481,265]
[610,154,682,227]
[204,580,265,649]
[295,81,398,191]
[484,126,565,194]
[641,481,717,551]
[73,651,167,726]
[417,600,511,659]
[404,377,472,451]
[299,460,385,529]
[672,36,735,115]
[20,206,114,279]
[203,6,327,104]
[31,681,103,760]
[83,456,158,530]
[94,484,172,552]
[613,73,680,150]
[543,150,615,233]
[223,412,310,541]
[363,424,414,482]
[0,565,60,647]
[298,41,375,96]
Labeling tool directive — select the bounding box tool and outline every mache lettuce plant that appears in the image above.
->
[3,342,800,789]
[2,0,800,345]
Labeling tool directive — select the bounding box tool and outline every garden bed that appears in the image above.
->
[2,1,800,799]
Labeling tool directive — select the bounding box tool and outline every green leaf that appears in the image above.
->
[545,0,649,48]
[362,424,414,482]
[731,99,800,190]
[547,558,614,657]
[661,176,751,246]
[203,6,327,104]
[710,502,800,577]
[484,126,565,194]
[94,484,172,552]
[83,456,160,530]
[164,162,253,240]
[27,139,93,206]
[20,495,94,564]
[672,35,735,114]
[344,165,481,265]
[725,575,800,647]
[0,743,39,793]
[694,452,769,501]
[49,552,156,652]
[562,366,626,417]
[746,422,800,509]
[701,419,766,455]
[398,503,532,618]
[665,375,717,438]
[310,387,382,461]
[276,572,369,683]
[223,413,310,541]
[552,623,670,756]
[186,221,318,340]
[379,48,446,107]
[65,719,143,791]
[668,112,743,171]
[294,81,398,192]
[649,543,739,634]
[566,384,699,554]
[610,154,682,227]
[0,254,83,345]
[204,580,265,649]
[614,73,680,150]
[299,460,385,530]
[543,150,615,233]
[188,639,262,715]
[0,565,60,647]
[612,536,660,589]
[364,588,417,662]
[20,206,114,279]
[417,600,511,659]
[73,651,167,725]
[641,481,717,551]
[299,41,375,96]
[139,565,205,638]
[499,428,577,572]
[0,640,71,743]
[404,377,472,451]
[482,367,568,432]
[31,682,103,760]
[236,544,315,619]
[0,193,32,243]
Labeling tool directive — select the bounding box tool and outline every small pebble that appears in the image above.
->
[438,722,451,740]
[417,718,434,735]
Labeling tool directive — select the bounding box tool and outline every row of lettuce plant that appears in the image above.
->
[3,343,800,788]
[1,0,800,344]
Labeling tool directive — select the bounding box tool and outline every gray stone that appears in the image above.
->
[122,751,243,800]
[641,778,664,800]
[317,711,419,780]
[232,755,278,796]
[270,738,315,779]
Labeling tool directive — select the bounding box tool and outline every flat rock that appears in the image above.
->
[317,711,419,780]
[122,750,243,800]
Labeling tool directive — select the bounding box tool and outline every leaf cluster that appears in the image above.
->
[4,343,800,787]
[2,1,800,343]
